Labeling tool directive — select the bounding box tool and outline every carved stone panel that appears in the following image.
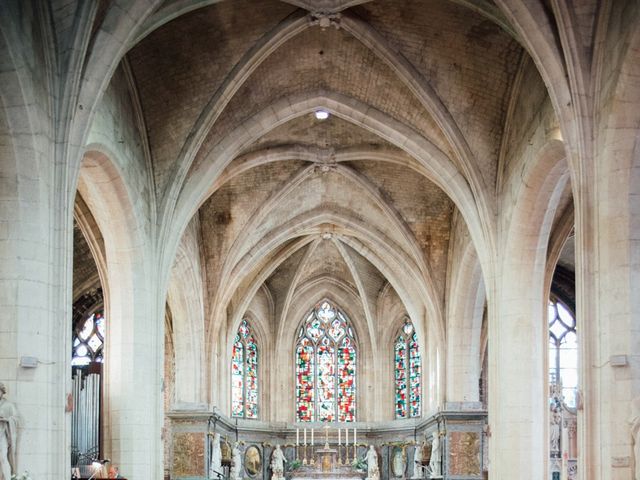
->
[173,432,205,477]
[448,431,481,476]
[172,432,205,478]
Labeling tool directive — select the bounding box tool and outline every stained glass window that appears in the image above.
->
[394,318,421,418]
[296,301,357,422]
[548,299,577,409]
[72,311,105,367]
[231,319,259,419]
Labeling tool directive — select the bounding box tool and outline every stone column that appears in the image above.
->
[78,152,163,478]
[0,7,71,474]
[488,270,547,479]
[488,140,568,479]
[576,105,640,480]
[0,88,69,478]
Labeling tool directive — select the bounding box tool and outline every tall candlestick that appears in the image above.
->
[338,427,342,445]
[353,427,357,462]
[296,428,299,446]
[304,427,307,446]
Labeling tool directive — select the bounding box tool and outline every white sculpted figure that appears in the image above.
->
[366,445,380,480]
[630,396,640,480]
[550,406,562,453]
[230,442,243,480]
[412,443,424,478]
[427,432,441,477]
[209,433,222,479]
[271,444,286,480]
[0,383,17,480]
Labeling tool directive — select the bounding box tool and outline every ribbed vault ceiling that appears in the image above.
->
[123,0,527,335]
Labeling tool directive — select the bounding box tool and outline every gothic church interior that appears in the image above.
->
[0,0,639,479]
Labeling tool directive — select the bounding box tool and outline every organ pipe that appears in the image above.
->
[71,369,101,465]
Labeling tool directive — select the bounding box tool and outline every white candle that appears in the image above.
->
[338,427,341,445]
[353,427,356,446]
[311,428,314,446]
[345,427,349,446]
[297,428,299,446]
[304,427,307,445]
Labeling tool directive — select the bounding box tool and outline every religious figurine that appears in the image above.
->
[550,405,562,454]
[0,383,18,480]
[231,442,243,480]
[209,433,222,479]
[629,396,640,480]
[366,445,379,480]
[271,444,286,480]
[427,432,441,477]
[412,442,424,478]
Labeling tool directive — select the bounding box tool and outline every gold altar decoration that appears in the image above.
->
[322,451,332,472]
[221,438,233,467]
[245,445,262,477]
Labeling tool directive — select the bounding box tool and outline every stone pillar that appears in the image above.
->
[0,96,68,478]
[488,271,547,479]
[576,115,640,480]
[487,133,569,479]
[78,152,163,478]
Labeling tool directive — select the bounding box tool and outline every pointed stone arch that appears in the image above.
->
[489,137,569,478]
[77,146,161,478]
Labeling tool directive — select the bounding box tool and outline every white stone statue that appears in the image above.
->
[412,442,424,478]
[271,444,286,480]
[427,432,441,477]
[366,445,379,480]
[209,433,222,479]
[550,406,562,453]
[630,396,640,480]
[0,383,17,480]
[231,442,243,480]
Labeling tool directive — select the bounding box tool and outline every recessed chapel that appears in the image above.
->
[0,1,639,479]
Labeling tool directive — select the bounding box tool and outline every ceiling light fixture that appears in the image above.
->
[314,110,329,120]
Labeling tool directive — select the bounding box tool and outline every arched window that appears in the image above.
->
[394,318,421,419]
[548,298,577,408]
[296,301,356,422]
[72,311,105,366]
[231,319,259,419]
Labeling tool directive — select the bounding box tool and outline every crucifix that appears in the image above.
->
[324,424,330,449]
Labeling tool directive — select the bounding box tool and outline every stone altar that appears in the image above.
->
[292,445,364,480]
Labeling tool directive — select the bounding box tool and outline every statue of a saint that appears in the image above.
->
[427,432,441,477]
[630,396,640,480]
[366,445,379,480]
[271,444,286,480]
[0,383,17,480]
[209,433,222,479]
[550,406,562,453]
[230,442,243,480]
[412,442,424,478]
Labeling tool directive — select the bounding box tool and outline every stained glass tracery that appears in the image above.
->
[394,318,421,418]
[296,301,357,422]
[72,312,105,366]
[231,319,259,419]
